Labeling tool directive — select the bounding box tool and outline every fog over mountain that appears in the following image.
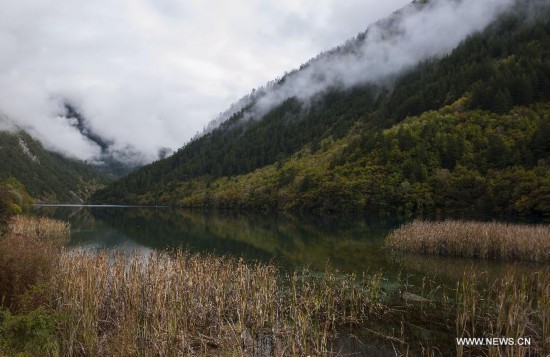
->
[0,0,408,164]
[211,0,518,127]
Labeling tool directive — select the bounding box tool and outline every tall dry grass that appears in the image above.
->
[8,215,70,244]
[3,216,549,355]
[456,269,550,356]
[0,216,69,311]
[53,251,384,356]
[385,220,550,262]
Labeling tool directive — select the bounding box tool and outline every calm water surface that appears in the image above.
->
[32,206,540,284]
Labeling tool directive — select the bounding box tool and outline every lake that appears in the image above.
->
[31,205,538,285]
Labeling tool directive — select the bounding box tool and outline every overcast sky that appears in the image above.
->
[0,0,409,163]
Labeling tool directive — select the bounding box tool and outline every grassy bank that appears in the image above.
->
[0,216,68,356]
[1,216,549,355]
[0,216,68,311]
[53,252,385,355]
[1,216,387,355]
[385,220,550,262]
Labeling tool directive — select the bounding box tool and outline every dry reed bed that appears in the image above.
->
[0,216,69,311]
[9,215,70,244]
[50,253,550,356]
[385,220,550,262]
[456,269,550,356]
[53,251,384,356]
[4,216,550,355]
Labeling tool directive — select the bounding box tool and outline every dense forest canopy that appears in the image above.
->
[92,0,550,218]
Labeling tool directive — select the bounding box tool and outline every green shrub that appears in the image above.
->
[0,308,60,356]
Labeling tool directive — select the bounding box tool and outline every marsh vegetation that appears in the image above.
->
[386,220,550,262]
[1,215,549,355]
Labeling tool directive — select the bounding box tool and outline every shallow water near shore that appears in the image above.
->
[31,206,544,285]
[28,206,550,355]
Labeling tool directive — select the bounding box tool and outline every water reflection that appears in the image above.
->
[32,206,399,273]
[32,206,547,284]
[391,252,544,284]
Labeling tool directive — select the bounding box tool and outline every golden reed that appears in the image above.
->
[386,219,550,262]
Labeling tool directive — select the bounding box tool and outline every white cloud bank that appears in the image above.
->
[242,0,517,122]
[0,0,409,163]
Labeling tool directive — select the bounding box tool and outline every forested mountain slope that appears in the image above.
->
[165,103,550,217]
[0,130,109,203]
[92,0,550,217]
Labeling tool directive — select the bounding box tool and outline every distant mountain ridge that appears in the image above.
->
[0,103,141,202]
[60,103,143,178]
[0,129,109,203]
[92,0,550,218]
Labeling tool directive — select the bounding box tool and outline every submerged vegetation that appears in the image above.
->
[386,220,550,262]
[1,216,550,355]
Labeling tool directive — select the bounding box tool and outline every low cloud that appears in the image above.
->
[231,0,517,123]
[0,0,407,164]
